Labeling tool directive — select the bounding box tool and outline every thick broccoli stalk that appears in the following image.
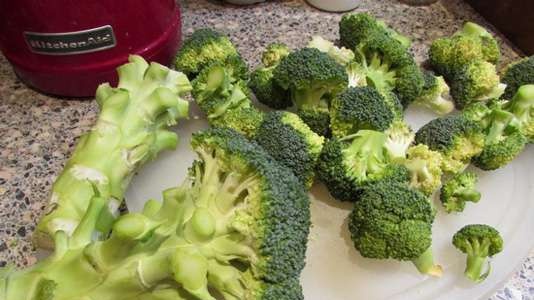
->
[308,36,355,66]
[35,55,191,248]
[349,180,442,276]
[503,84,534,142]
[452,224,503,282]
[403,144,443,196]
[440,171,481,213]
[413,71,454,115]
[1,128,310,300]
[415,115,485,174]
[255,111,325,188]
[175,28,247,79]
[273,48,348,135]
[502,56,534,100]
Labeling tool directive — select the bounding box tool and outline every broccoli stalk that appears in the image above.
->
[403,144,443,196]
[440,171,481,213]
[413,72,454,115]
[412,247,444,277]
[35,55,191,248]
[384,120,415,162]
[452,224,503,282]
[504,84,534,141]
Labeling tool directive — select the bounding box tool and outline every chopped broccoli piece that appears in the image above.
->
[503,84,534,142]
[502,56,534,100]
[384,119,415,162]
[261,42,291,68]
[452,224,503,282]
[412,71,454,115]
[415,115,485,173]
[308,36,355,66]
[440,171,481,213]
[349,180,442,276]
[403,144,443,196]
[255,111,325,188]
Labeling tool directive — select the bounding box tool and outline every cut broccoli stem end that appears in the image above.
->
[465,255,489,282]
[411,247,443,277]
[455,188,481,203]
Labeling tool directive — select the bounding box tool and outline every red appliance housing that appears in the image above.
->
[0,0,182,97]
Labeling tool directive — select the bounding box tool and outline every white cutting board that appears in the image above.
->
[126,103,534,300]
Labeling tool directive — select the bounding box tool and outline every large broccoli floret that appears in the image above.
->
[502,56,534,99]
[349,180,442,276]
[316,130,409,201]
[440,171,481,213]
[412,71,454,115]
[1,128,310,300]
[255,111,325,188]
[403,144,443,196]
[452,224,503,282]
[503,84,534,142]
[273,48,348,135]
[175,28,247,79]
[415,115,485,173]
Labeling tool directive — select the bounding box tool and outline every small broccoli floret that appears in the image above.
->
[440,171,481,213]
[316,130,408,201]
[403,144,443,196]
[175,28,245,78]
[210,105,264,139]
[330,86,396,137]
[413,71,454,115]
[308,36,355,66]
[262,42,291,68]
[273,48,348,135]
[349,180,442,276]
[449,60,505,109]
[502,56,534,99]
[462,102,492,123]
[503,84,534,141]
[452,224,503,282]
[415,115,485,173]
[255,111,325,188]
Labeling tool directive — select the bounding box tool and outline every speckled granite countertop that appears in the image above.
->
[0,0,532,299]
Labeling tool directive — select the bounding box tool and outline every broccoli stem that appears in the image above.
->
[455,188,481,203]
[465,255,490,282]
[411,247,443,277]
[292,86,329,110]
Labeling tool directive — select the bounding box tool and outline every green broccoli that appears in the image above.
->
[412,71,454,115]
[440,171,481,213]
[273,47,348,135]
[452,224,503,282]
[415,115,485,173]
[403,144,443,196]
[249,43,291,109]
[502,56,534,99]
[308,35,355,66]
[384,119,416,162]
[349,180,442,276]
[503,84,534,142]
[316,130,409,201]
[255,111,325,188]
[174,28,247,79]
[34,55,191,248]
[1,128,310,300]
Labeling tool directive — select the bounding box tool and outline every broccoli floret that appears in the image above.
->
[330,86,396,137]
[502,56,534,99]
[452,224,503,282]
[403,144,443,196]
[308,36,355,66]
[2,128,310,300]
[255,111,325,188]
[210,105,265,139]
[175,28,247,79]
[349,180,442,276]
[449,60,506,109]
[440,171,481,213]
[503,84,534,141]
[462,101,492,123]
[273,48,348,135]
[316,130,409,201]
[412,71,454,115]
[261,42,291,68]
[415,115,485,173]
[384,119,415,162]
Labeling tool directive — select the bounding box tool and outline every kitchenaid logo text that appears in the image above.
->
[24,25,116,55]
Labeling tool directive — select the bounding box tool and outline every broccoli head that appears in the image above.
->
[503,84,534,142]
[415,115,485,173]
[440,171,481,213]
[452,224,503,282]
[349,180,442,276]
[502,56,534,99]
[1,128,310,300]
[255,111,325,188]
[316,130,409,201]
[273,47,348,135]
[412,71,454,115]
[308,36,355,66]
[403,144,443,196]
[175,28,246,79]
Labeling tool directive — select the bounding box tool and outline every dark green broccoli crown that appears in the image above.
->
[255,111,324,188]
[349,180,434,260]
[262,43,291,68]
[449,60,500,109]
[473,130,527,170]
[452,224,503,257]
[394,63,425,107]
[415,115,481,152]
[249,67,291,109]
[330,86,395,137]
[440,171,481,213]
[175,28,240,77]
[356,32,413,69]
[502,56,534,99]
[297,108,331,137]
[339,13,381,50]
[191,128,310,283]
